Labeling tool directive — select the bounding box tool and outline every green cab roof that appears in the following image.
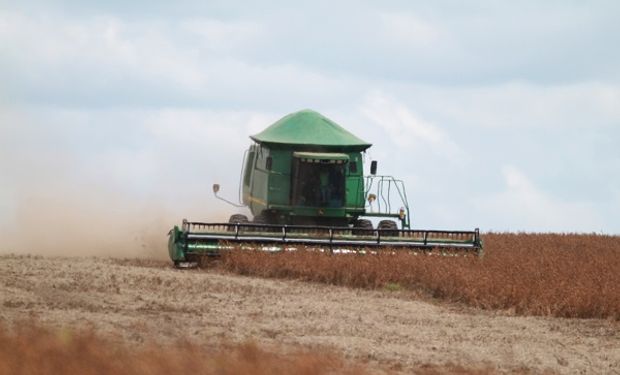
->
[250,109,371,151]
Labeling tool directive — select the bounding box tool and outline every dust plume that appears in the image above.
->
[0,108,235,259]
[2,191,171,259]
[0,161,233,259]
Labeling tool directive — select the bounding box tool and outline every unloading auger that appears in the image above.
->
[168,109,482,267]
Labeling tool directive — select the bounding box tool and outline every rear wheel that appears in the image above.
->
[352,219,374,235]
[378,220,398,237]
[227,214,249,232]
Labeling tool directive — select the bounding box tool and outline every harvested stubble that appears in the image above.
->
[220,233,620,320]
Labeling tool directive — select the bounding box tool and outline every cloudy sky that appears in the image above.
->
[1,0,619,250]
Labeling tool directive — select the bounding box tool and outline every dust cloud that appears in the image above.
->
[1,186,171,259]
[0,110,234,259]
[0,181,234,259]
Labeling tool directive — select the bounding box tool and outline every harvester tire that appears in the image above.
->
[227,214,249,232]
[352,219,374,236]
[252,212,269,223]
[228,214,249,223]
[252,212,271,232]
[378,220,398,237]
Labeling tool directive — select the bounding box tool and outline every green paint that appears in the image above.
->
[241,111,372,225]
[251,109,371,150]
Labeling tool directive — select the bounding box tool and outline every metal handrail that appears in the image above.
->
[364,175,411,228]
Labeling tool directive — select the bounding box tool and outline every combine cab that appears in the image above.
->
[168,109,481,267]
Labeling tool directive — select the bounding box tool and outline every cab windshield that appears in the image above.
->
[291,159,345,208]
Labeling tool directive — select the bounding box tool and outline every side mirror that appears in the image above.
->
[370,160,378,175]
[212,183,245,208]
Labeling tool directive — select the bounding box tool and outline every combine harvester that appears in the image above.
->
[168,110,481,267]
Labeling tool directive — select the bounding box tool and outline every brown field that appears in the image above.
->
[220,233,620,320]
[0,324,368,375]
[0,323,502,375]
[1,233,619,374]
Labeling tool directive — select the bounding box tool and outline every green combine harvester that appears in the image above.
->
[168,109,481,267]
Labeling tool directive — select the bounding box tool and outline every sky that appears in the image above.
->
[1,0,619,254]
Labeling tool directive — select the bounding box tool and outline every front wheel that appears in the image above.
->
[227,214,249,231]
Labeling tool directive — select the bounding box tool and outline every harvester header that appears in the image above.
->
[168,109,481,267]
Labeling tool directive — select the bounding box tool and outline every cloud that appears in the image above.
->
[360,92,463,162]
[477,165,603,232]
[428,81,620,130]
[379,12,445,47]
[181,17,266,53]
[1,2,619,237]
[0,11,211,106]
[0,10,361,109]
[4,1,620,87]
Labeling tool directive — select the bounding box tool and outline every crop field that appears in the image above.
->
[1,233,619,374]
[0,324,368,375]
[0,323,501,375]
[220,233,620,320]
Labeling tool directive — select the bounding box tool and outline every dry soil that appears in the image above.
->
[0,254,618,374]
